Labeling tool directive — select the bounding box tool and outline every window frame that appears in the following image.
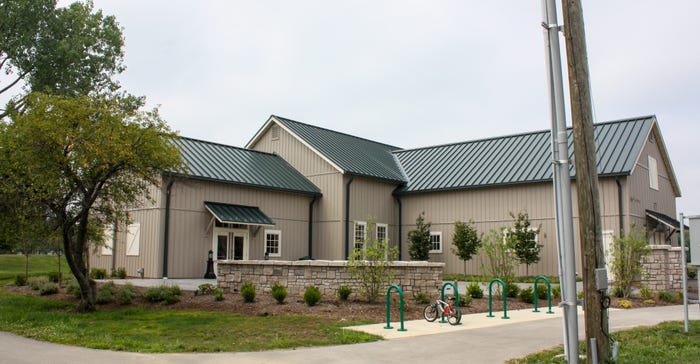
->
[354,221,367,252]
[429,231,442,253]
[376,223,388,243]
[126,223,140,256]
[648,155,659,190]
[264,229,282,258]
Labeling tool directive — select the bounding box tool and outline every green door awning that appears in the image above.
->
[204,201,275,226]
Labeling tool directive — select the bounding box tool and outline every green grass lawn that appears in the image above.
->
[0,290,380,352]
[508,320,700,363]
[0,254,70,285]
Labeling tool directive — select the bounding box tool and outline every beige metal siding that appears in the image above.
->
[348,176,400,251]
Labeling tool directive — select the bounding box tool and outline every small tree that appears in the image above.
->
[408,212,432,261]
[479,228,519,296]
[506,211,542,276]
[611,225,651,298]
[451,220,482,274]
[345,220,398,303]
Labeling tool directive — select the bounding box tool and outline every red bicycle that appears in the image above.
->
[423,297,462,325]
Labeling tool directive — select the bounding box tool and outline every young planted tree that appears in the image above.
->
[0,92,182,311]
[408,212,432,261]
[345,220,398,303]
[479,228,519,296]
[611,225,651,298]
[506,211,542,276]
[451,220,482,274]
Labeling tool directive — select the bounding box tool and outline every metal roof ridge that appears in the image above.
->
[272,114,404,150]
[178,136,280,157]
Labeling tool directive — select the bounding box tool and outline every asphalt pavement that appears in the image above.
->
[1,304,698,364]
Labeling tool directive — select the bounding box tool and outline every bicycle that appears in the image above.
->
[423,297,462,325]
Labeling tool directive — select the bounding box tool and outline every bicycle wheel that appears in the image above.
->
[447,307,462,325]
[423,304,438,322]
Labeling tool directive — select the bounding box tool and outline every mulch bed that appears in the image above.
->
[3,284,679,323]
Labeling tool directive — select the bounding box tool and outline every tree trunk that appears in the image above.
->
[561,0,611,361]
[62,220,97,312]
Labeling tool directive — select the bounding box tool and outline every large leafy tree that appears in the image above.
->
[408,212,432,261]
[506,211,542,276]
[0,0,124,115]
[451,220,482,274]
[0,92,182,311]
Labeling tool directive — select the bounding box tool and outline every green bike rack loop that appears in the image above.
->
[440,282,461,324]
[385,285,407,332]
[487,278,509,319]
[533,275,554,314]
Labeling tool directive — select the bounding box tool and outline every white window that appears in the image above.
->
[265,230,282,257]
[354,221,367,251]
[126,223,140,256]
[376,223,388,243]
[648,156,659,190]
[271,125,280,140]
[101,226,114,256]
[429,231,442,253]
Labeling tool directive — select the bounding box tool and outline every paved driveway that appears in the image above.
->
[1,305,698,364]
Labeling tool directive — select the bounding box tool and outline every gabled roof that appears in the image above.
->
[171,137,321,195]
[247,115,407,183]
[394,116,680,195]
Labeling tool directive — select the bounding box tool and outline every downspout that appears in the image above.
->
[616,177,624,232]
[344,176,354,260]
[308,196,317,258]
[162,178,175,278]
[394,195,403,261]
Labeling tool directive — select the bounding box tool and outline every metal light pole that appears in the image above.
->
[542,0,579,362]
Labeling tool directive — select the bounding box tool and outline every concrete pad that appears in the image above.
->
[346,306,579,339]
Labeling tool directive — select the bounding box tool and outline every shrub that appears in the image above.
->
[271,284,287,304]
[116,284,135,305]
[303,286,321,306]
[39,282,59,295]
[337,286,352,301]
[610,225,651,298]
[688,266,698,279]
[639,286,653,299]
[535,285,550,300]
[658,291,674,303]
[408,212,432,261]
[28,276,48,290]
[241,282,256,303]
[112,267,127,279]
[143,285,182,304]
[413,291,430,304]
[457,294,472,307]
[345,219,398,303]
[90,268,107,279]
[611,286,624,298]
[196,283,216,296]
[577,291,584,299]
[214,288,224,301]
[66,280,82,298]
[519,287,535,304]
[551,285,561,299]
[48,271,61,283]
[14,275,27,286]
[467,282,484,299]
[506,282,520,298]
[97,281,116,304]
[479,229,519,295]
[619,299,632,309]
[643,299,655,305]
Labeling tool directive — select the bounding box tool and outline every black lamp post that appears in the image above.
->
[204,250,216,279]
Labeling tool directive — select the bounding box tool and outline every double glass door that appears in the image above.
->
[215,230,248,261]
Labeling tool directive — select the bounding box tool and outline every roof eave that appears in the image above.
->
[164,172,322,197]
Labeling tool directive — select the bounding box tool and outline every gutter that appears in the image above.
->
[394,195,403,260]
[162,178,175,278]
[344,176,354,259]
[308,196,317,258]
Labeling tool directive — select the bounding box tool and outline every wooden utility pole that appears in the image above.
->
[561,0,611,362]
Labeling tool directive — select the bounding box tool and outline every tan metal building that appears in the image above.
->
[91,114,682,278]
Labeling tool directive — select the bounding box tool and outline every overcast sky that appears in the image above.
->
[57,1,699,215]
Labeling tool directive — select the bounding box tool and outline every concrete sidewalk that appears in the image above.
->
[1,304,698,364]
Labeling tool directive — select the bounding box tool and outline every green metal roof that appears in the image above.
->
[271,116,407,183]
[171,137,321,195]
[394,116,657,194]
[204,202,275,226]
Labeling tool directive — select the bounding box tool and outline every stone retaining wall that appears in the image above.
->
[641,245,684,291]
[217,260,444,299]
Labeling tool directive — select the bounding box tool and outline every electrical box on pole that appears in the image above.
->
[690,217,700,266]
